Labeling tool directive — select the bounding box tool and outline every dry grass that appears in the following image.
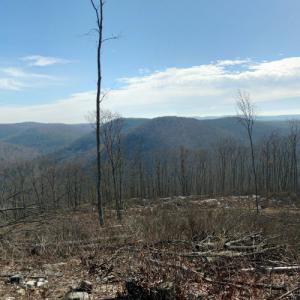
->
[0,196,299,299]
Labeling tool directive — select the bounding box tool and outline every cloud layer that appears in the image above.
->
[0,56,300,123]
[105,56,300,117]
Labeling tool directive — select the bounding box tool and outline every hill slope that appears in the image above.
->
[0,141,39,163]
[0,123,93,156]
[51,116,291,163]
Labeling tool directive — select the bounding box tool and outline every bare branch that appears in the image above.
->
[103,33,121,43]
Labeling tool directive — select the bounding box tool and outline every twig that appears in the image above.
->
[276,285,300,299]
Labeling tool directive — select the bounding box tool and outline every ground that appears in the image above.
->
[0,195,299,299]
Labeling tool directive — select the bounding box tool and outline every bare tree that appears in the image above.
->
[236,90,259,212]
[101,110,124,221]
[178,146,189,196]
[288,120,300,194]
[90,0,104,225]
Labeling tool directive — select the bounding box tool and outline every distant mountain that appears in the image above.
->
[51,118,149,162]
[124,116,229,155]
[0,122,93,155]
[50,116,292,164]
[257,115,300,121]
[0,117,294,164]
[195,115,300,122]
[122,117,291,158]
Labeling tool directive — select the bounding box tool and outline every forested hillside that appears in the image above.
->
[50,116,291,163]
[0,123,92,161]
[0,117,292,164]
[0,115,297,208]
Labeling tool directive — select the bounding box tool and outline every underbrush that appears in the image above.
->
[0,199,299,259]
[0,198,299,299]
[129,205,300,256]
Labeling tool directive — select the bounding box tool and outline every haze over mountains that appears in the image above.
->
[0,115,295,164]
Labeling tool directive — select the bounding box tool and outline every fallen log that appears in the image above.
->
[224,233,262,247]
[241,266,300,273]
[0,206,38,213]
[157,245,280,259]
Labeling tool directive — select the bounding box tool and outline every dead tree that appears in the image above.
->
[90,0,105,225]
[236,91,259,212]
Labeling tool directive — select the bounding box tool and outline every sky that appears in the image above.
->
[0,0,300,123]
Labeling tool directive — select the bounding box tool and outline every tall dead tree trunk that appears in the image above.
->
[90,0,104,226]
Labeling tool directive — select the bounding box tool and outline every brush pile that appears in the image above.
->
[115,233,300,299]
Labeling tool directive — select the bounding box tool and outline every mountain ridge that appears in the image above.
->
[0,116,295,164]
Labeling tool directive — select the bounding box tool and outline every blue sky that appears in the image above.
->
[0,0,300,122]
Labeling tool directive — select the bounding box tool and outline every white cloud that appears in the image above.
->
[104,57,300,117]
[0,91,95,123]
[0,55,68,92]
[0,78,23,91]
[2,67,55,79]
[21,55,70,67]
[248,57,300,77]
[0,67,63,91]
[0,56,300,123]
[216,59,251,66]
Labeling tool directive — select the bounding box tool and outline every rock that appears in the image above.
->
[8,274,23,285]
[125,279,175,299]
[125,279,145,298]
[155,282,175,300]
[103,275,116,283]
[77,280,93,294]
[64,281,92,300]
[36,278,48,287]
[24,277,48,289]
[25,280,36,289]
[17,288,26,296]
[64,291,90,300]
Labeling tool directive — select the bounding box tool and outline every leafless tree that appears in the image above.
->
[101,110,124,221]
[90,0,105,225]
[288,120,300,194]
[178,146,189,196]
[236,90,259,212]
